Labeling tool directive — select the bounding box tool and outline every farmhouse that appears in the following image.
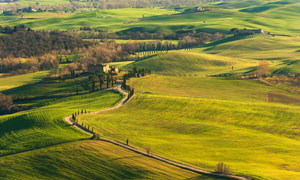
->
[247,29,264,34]
[88,64,119,74]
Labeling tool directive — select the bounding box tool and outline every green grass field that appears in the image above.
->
[1,0,300,179]
[3,76,90,98]
[78,75,300,180]
[1,1,300,36]
[0,90,123,156]
[0,8,176,31]
[193,35,300,74]
[0,71,48,92]
[130,75,300,103]
[0,140,217,180]
[123,51,259,76]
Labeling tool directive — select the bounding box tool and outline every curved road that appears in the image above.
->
[64,82,249,180]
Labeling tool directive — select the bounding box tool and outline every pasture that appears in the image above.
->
[0,1,299,36]
[0,140,216,180]
[123,51,259,76]
[0,71,48,92]
[129,75,300,103]
[78,75,300,180]
[1,0,300,179]
[0,90,123,156]
[0,8,177,31]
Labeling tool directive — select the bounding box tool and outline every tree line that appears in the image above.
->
[77,28,223,41]
[0,26,92,58]
[0,54,59,75]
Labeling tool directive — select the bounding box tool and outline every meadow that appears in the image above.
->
[129,75,300,103]
[0,8,177,31]
[0,140,216,180]
[0,90,123,156]
[1,0,300,179]
[79,76,300,180]
[123,51,259,76]
[1,1,300,36]
[0,71,48,92]
[3,75,92,98]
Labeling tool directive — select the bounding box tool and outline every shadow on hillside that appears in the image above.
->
[0,114,35,138]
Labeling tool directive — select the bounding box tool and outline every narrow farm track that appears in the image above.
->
[64,81,249,180]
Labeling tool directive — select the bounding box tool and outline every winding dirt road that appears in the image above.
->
[64,82,249,180]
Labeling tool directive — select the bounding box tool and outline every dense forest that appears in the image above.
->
[0,26,91,58]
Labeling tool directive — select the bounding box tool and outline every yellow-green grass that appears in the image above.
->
[132,2,300,36]
[0,140,217,180]
[2,2,300,36]
[198,35,300,61]
[195,35,300,74]
[0,8,177,31]
[0,90,123,157]
[129,75,300,103]
[0,71,48,92]
[124,51,258,76]
[79,92,300,180]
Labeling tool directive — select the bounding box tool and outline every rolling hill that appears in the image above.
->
[0,140,215,180]
[78,75,300,180]
[123,51,258,76]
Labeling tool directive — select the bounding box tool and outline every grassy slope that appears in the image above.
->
[123,51,258,75]
[194,35,300,74]
[79,75,300,180]
[0,90,123,156]
[0,140,216,180]
[1,1,300,36]
[125,2,300,35]
[0,8,176,31]
[0,71,48,92]
[130,75,300,103]
[3,76,91,97]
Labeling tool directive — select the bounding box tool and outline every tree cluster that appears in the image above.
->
[0,54,59,75]
[0,26,92,58]
[0,93,12,115]
[122,66,151,91]
[0,93,25,115]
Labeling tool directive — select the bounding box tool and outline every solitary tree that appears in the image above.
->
[259,60,270,78]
